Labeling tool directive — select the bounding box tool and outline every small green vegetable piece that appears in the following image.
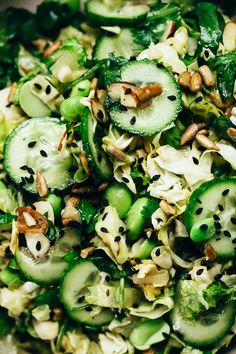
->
[70,80,91,98]
[211,115,236,147]
[60,96,85,121]
[0,266,23,288]
[103,182,132,218]
[129,318,170,350]
[131,238,157,260]
[44,194,62,218]
[0,213,16,231]
[190,218,216,243]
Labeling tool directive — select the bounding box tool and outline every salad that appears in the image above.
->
[0,0,236,353]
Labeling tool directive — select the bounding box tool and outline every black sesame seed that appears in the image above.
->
[213,214,220,221]
[204,50,209,58]
[78,296,85,303]
[167,95,176,101]
[27,167,35,175]
[28,141,36,148]
[130,56,136,61]
[218,204,224,212]
[34,83,42,90]
[20,165,28,171]
[125,88,132,95]
[224,230,231,238]
[120,104,128,111]
[105,275,111,282]
[214,222,222,229]
[71,142,78,148]
[152,174,160,182]
[222,189,229,196]
[200,224,208,231]
[31,204,36,210]
[194,96,203,103]
[214,274,222,281]
[40,150,47,157]
[102,213,108,221]
[130,116,136,125]
[119,226,124,233]
[85,306,93,312]
[25,175,34,184]
[156,218,163,223]
[53,188,60,196]
[122,177,129,183]
[133,303,139,308]
[215,237,221,241]
[138,157,144,164]
[19,234,27,247]
[155,248,161,257]
[232,239,236,244]
[103,199,109,206]
[5,246,11,255]
[162,332,169,339]
[195,207,203,215]
[196,198,202,204]
[135,258,141,264]
[106,289,110,296]
[97,109,104,120]
[36,241,41,251]
[45,85,51,95]
[114,236,121,242]
[231,218,236,225]
[100,227,108,233]
[192,157,199,165]
[100,207,105,214]
[121,230,127,235]
[196,268,204,276]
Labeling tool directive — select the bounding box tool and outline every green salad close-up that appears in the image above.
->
[0,0,236,353]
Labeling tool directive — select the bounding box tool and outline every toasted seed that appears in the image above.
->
[98,182,109,192]
[91,77,98,92]
[189,72,203,93]
[222,22,236,52]
[197,129,208,136]
[80,246,95,259]
[137,84,162,102]
[97,89,106,103]
[91,98,108,123]
[67,197,80,208]
[204,244,217,261]
[79,153,90,175]
[160,200,176,215]
[209,92,233,109]
[105,145,129,162]
[35,171,49,198]
[195,134,220,151]
[180,123,199,145]
[227,127,236,142]
[71,185,95,194]
[43,39,61,57]
[32,38,48,53]
[178,70,191,88]
[7,82,17,103]
[198,65,216,87]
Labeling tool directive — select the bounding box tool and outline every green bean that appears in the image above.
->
[70,80,91,98]
[44,194,62,218]
[60,96,85,122]
[190,218,215,243]
[103,182,132,218]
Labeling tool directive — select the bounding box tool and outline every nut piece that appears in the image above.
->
[91,98,108,123]
[195,134,220,151]
[43,39,61,57]
[209,92,233,109]
[80,246,95,259]
[227,127,236,142]
[223,22,236,52]
[190,72,203,93]
[16,206,48,234]
[198,65,216,87]
[79,153,90,175]
[178,71,191,89]
[105,145,129,162]
[36,171,49,198]
[120,88,140,108]
[180,123,199,145]
[204,244,217,261]
[160,200,176,216]
[7,82,17,103]
[66,197,80,208]
[137,84,162,102]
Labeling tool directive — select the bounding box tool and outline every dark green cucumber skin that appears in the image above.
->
[81,109,112,181]
[107,60,182,136]
[85,1,148,26]
[184,177,236,231]
[3,118,74,193]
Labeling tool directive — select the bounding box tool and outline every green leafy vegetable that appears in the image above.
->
[141,197,159,228]
[79,199,97,224]
[162,119,185,149]
[211,115,236,147]
[203,281,236,308]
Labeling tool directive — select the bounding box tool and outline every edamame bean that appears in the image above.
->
[43,194,62,218]
[70,80,91,98]
[60,96,84,122]
[129,318,170,350]
[103,182,132,218]
[190,218,215,243]
[131,238,157,260]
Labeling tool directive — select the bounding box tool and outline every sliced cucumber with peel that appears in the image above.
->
[81,110,112,180]
[4,118,74,193]
[85,0,149,26]
[60,259,114,326]
[171,281,236,347]
[94,29,143,61]
[107,60,181,136]
[184,178,236,259]
[16,228,81,285]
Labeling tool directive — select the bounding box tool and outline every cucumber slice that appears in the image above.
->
[16,228,81,285]
[171,281,236,347]
[108,60,181,136]
[60,259,114,326]
[94,29,143,61]
[81,110,112,180]
[4,117,73,193]
[85,0,149,26]
[184,178,236,259]
[19,81,51,118]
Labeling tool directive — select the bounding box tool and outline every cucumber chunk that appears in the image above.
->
[16,228,81,285]
[81,110,112,180]
[184,178,236,259]
[4,117,73,193]
[171,281,236,347]
[107,60,181,136]
[85,0,149,26]
[60,259,114,326]
[94,29,143,61]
